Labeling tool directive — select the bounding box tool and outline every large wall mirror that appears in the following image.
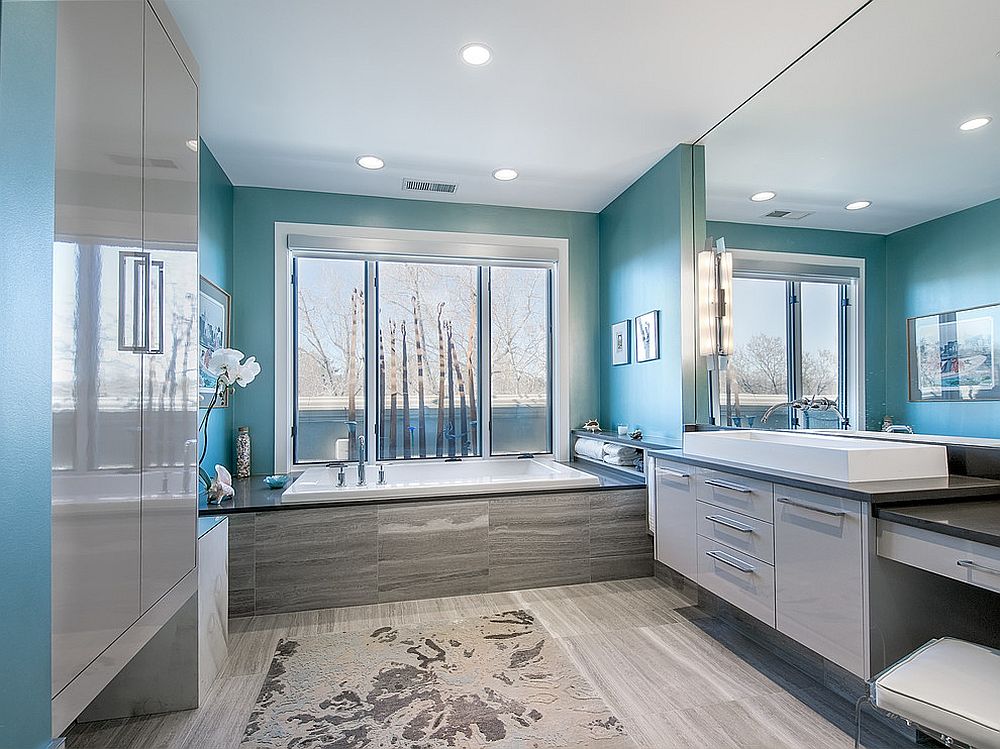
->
[696,0,1000,439]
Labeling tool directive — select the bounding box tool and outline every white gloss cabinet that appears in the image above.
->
[652,457,698,579]
[52,0,199,732]
[773,486,867,677]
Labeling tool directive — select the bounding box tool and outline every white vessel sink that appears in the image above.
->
[683,430,949,483]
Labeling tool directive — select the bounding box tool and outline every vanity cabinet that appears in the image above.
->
[774,486,866,676]
[652,457,698,579]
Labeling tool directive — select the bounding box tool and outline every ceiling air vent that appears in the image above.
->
[402,178,458,194]
[762,209,814,220]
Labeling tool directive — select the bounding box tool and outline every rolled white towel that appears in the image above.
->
[604,453,639,466]
[604,443,639,459]
[574,438,607,461]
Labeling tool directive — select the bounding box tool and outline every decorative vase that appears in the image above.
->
[236,426,251,479]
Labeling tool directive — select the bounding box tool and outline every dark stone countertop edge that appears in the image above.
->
[646,449,1000,505]
[570,428,681,451]
[198,462,646,516]
[875,503,1000,548]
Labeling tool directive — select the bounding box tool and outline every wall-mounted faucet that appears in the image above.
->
[761,396,850,429]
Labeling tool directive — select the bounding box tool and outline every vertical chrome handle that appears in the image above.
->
[147,259,164,355]
[118,250,150,352]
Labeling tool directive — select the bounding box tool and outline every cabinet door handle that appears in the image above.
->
[656,466,690,479]
[776,496,847,517]
[704,478,753,494]
[957,559,1000,576]
[117,250,151,352]
[705,514,754,533]
[706,549,755,573]
[147,259,164,355]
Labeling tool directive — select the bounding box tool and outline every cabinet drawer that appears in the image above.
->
[878,520,1000,595]
[696,502,774,564]
[697,535,776,627]
[696,468,774,522]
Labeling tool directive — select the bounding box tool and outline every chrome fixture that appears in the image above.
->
[698,237,734,357]
[357,436,366,485]
[884,424,914,434]
[761,395,850,429]
[377,464,386,485]
[326,461,347,487]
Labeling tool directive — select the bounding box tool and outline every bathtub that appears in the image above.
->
[281,458,602,503]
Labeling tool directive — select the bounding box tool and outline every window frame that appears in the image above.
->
[716,249,865,430]
[274,223,569,471]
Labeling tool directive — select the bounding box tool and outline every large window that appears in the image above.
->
[292,255,553,463]
[724,273,851,429]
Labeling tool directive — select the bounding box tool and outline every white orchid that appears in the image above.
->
[207,347,260,388]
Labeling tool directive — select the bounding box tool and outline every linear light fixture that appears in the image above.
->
[698,238,734,357]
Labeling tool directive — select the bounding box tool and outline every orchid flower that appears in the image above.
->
[200,347,260,493]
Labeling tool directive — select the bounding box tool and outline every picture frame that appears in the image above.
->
[907,302,1000,402]
[611,320,630,365]
[199,276,232,408]
[634,310,660,363]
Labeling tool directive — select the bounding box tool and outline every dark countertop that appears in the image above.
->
[198,461,646,516]
[647,448,1000,505]
[876,500,1000,548]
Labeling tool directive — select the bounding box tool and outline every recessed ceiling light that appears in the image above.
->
[356,155,385,170]
[492,168,518,181]
[845,200,871,211]
[185,139,198,152]
[460,43,492,66]
[749,191,776,202]
[959,116,991,131]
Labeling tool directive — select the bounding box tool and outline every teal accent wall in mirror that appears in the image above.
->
[697,0,1000,440]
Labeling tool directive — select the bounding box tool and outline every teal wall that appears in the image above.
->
[708,220,887,429]
[231,187,600,473]
[0,1,56,746]
[598,145,700,439]
[198,140,235,471]
[885,197,1000,436]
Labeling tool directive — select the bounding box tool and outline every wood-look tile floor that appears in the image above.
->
[64,577,910,748]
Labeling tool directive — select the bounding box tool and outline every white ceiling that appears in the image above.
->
[702,0,1000,235]
[167,0,867,213]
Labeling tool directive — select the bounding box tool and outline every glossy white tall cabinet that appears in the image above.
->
[52,0,198,732]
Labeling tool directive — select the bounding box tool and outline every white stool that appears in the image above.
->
[855,638,1000,748]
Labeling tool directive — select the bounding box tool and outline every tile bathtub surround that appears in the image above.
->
[228,488,652,616]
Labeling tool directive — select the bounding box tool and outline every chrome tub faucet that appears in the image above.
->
[357,436,366,485]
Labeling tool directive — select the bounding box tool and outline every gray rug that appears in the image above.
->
[241,609,637,748]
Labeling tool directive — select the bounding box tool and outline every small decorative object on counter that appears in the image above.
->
[617,424,629,436]
[629,429,643,440]
[236,426,251,479]
[263,474,290,489]
[206,464,235,504]
[583,419,601,432]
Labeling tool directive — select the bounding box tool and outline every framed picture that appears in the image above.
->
[907,302,1000,402]
[200,276,232,408]
[611,320,630,365]
[634,310,659,363]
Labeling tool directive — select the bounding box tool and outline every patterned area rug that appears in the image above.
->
[241,609,637,748]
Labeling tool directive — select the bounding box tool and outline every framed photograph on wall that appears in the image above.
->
[611,319,630,365]
[907,302,1000,402]
[199,276,231,408]
[634,310,659,363]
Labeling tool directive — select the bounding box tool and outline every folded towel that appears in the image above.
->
[604,443,639,459]
[574,438,606,461]
[604,453,640,466]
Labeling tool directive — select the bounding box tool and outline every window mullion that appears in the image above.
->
[481,267,492,457]
[787,280,803,427]
[365,261,378,462]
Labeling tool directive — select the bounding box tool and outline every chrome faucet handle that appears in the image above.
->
[377,464,385,485]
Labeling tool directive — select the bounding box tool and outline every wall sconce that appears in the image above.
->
[698,238,733,357]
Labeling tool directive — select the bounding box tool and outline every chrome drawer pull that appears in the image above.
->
[776,496,847,517]
[656,466,690,479]
[705,514,754,533]
[706,550,756,573]
[704,478,753,494]
[957,559,1000,576]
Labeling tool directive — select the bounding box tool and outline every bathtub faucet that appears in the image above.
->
[357,436,366,486]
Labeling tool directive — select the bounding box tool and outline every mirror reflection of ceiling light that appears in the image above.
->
[959,116,991,131]
[749,191,776,202]
[356,155,385,170]
[492,168,518,181]
[845,200,871,211]
[460,43,492,66]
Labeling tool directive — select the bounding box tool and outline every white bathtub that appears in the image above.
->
[281,458,601,503]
